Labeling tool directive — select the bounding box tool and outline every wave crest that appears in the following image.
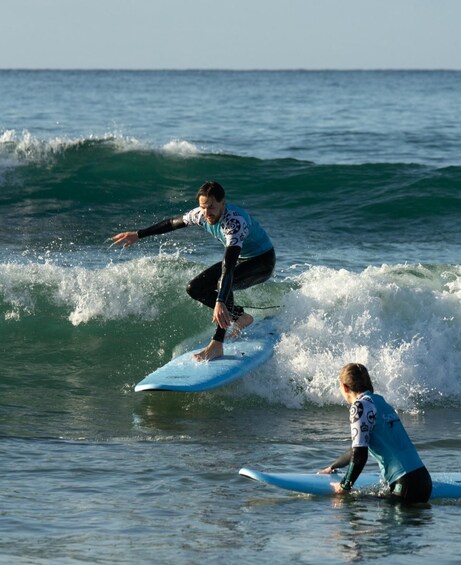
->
[243,264,461,409]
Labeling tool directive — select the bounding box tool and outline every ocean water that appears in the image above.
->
[1,70,461,564]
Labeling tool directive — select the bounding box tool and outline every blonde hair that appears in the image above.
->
[340,363,374,393]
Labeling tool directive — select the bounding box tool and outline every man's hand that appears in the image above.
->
[111,231,139,248]
[213,301,232,329]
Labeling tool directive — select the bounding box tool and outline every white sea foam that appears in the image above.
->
[1,257,460,408]
[0,130,203,168]
[161,139,201,156]
[0,129,145,165]
[243,264,461,409]
[0,255,197,326]
[0,129,80,163]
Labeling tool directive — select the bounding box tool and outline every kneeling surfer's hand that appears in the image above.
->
[318,466,336,474]
[331,482,348,494]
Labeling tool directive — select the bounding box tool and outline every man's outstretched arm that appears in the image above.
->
[111,215,186,248]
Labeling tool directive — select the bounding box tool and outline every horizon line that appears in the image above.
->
[1,67,460,72]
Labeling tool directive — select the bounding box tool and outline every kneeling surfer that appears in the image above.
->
[319,363,432,504]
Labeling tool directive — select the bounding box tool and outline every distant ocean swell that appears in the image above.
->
[1,256,460,409]
[1,132,460,226]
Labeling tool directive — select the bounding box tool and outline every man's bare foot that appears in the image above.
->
[228,313,254,338]
[193,340,224,362]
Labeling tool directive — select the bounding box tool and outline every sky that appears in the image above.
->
[1,0,460,70]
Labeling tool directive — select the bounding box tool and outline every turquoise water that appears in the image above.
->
[1,70,461,564]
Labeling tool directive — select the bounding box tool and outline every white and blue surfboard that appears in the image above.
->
[239,467,461,499]
[135,318,278,393]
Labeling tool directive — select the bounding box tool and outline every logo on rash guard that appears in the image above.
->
[351,427,359,442]
[225,217,242,234]
[350,401,363,423]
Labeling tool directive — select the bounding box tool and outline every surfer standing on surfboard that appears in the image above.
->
[319,363,432,504]
[111,181,275,361]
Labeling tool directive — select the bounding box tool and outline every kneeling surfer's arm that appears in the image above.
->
[339,446,368,491]
[319,448,352,475]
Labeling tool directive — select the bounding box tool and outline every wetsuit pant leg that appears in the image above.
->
[389,466,432,504]
[227,248,276,319]
[186,261,222,311]
[186,248,276,342]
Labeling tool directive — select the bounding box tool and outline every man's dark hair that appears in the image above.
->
[196,181,225,203]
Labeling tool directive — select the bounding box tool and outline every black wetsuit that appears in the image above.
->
[137,204,275,342]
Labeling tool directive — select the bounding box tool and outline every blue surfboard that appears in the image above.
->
[239,467,461,499]
[135,318,278,392]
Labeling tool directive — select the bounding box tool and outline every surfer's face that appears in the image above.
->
[199,195,225,225]
[340,381,349,403]
[339,380,356,405]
